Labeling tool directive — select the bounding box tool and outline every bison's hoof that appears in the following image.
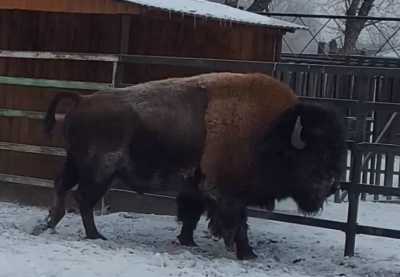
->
[30,218,51,236]
[30,224,48,236]
[86,233,107,240]
[237,249,258,260]
[177,235,198,247]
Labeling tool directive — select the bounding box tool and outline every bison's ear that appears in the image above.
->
[291,116,306,150]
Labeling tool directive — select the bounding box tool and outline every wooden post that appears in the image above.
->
[344,74,369,257]
[368,153,376,196]
[115,15,131,87]
[361,153,368,201]
[335,150,348,203]
[384,153,395,201]
[373,153,381,201]
[344,144,362,256]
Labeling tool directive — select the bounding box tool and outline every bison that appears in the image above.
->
[37,72,345,260]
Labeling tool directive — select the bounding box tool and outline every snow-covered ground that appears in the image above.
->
[1,200,400,277]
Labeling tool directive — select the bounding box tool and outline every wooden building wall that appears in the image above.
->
[0,0,141,14]
[124,11,283,83]
[0,9,284,183]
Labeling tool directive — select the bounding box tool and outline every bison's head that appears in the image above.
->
[257,102,346,214]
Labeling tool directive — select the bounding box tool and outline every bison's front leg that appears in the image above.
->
[209,197,257,260]
[235,220,257,260]
[177,192,205,246]
[177,170,205,247]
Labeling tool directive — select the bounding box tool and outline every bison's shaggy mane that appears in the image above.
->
[250,101,346,214]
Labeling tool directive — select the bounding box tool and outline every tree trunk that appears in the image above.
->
[224,0,239,7]
[247,0,271,12]
[342,0,375,54]
[343,19,366,54]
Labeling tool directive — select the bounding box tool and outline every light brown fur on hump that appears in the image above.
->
[199,73,299,185]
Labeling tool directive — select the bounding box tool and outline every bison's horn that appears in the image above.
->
[291,116,306,150]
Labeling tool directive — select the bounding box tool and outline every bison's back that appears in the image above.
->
[111,72,298,185]
[64,72,298,184]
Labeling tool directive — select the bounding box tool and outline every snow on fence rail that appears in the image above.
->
[1,50,400,257]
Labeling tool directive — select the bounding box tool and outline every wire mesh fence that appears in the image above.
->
[262,13,400,58]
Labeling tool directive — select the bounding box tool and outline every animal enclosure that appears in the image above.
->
[0,49,400,257]
[1,0,400,259]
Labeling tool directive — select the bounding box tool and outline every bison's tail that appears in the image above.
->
[44,92,81,136]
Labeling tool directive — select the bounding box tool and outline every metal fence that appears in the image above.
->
[1,50,400,256]
[261,13,400,58]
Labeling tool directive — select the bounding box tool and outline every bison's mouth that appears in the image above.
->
[293,178,337,215]
[297,201,324,216]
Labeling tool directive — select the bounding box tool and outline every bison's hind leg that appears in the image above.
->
[48,155,79,227]
[74,178,111,240]
[177,169,205,247]
[32,155,78,235]
[31,155,79,236]
[74,151,124,240]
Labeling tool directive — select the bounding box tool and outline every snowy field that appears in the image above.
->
[1,200,400,277]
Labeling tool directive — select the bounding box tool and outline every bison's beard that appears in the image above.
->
[291,178,336,215]
[285,148,341,215]
[254,150,341,216]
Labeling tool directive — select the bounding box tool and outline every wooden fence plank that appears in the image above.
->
[0,50,118,62]
[0,108,44,119]
[1,50,400,77]
[0,108,65,121]
[120,54,400,77]
[374,154,382,201]
[384,153,395,200]
[0,76,111,90]
[0,141,65,156]
[0,173,53,188]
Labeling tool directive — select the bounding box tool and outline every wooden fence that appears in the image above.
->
[1,50,400,257]
[281,53,400,68]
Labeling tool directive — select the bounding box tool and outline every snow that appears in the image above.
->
[123,0,306,30]
[1,200,400,277]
